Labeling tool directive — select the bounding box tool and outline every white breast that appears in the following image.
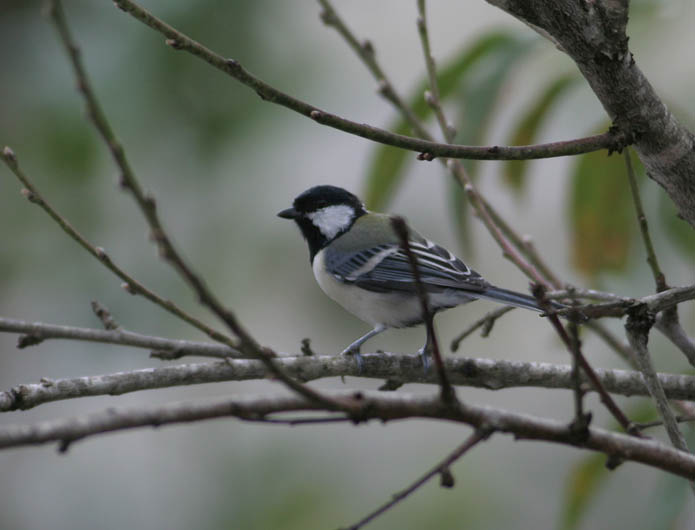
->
[312,249,424,328]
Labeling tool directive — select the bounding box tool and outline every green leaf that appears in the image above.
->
[363,30,534,210]
[658,187,695,258]
[503,74,579,192]
[449,32,537,252]
[569,144,637,277]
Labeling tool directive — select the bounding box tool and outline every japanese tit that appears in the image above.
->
[278,185,550,368]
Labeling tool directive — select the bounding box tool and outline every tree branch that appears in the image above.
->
[345,426,492,529]
[50,0,348,413]
[485,0,695,228]
[0,316,242,358]
[2,390,695,480]
[110,0,625,163]
[4,354,695,412]
[0,147,236,349]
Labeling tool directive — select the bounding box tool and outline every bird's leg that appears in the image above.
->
[416,316,434,373]
[340,324,386,372]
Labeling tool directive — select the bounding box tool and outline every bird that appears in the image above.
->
[278,184,555,369]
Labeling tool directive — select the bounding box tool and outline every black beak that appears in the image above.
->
[277,207,299,219]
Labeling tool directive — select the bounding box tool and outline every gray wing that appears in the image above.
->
[324,240,488,294]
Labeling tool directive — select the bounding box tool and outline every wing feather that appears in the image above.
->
[324,240,488,294]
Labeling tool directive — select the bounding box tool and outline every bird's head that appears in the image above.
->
[278,185,366,260]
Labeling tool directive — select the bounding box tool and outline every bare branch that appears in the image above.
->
[532,284,636,434]
[90,301,120,330]
[109,0,625,162]
[485,0,695,229]
[346,426,492,529]
[0,316,242,358]
[572,285,695,320]
[0,147,236,348]
[391,216,456,403]
[4,354,695,413]
[49,0,347,413]
[450,306,515,351]
[2,390,695,480]
[624,148,667,291]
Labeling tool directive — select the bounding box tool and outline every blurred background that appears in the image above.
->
[1,1,694,528]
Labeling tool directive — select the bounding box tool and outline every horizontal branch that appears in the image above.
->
[2,390,694,480]
[111,0,625,161]
[563,284,695,319]
[3,353,695,412]
[0,316,240,358]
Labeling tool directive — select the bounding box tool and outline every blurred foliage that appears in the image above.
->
[503,73,580,192]
[363,30,535,211]
[560,402,660,530]
[569,144,641,278]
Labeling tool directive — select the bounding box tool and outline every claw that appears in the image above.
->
[341,347,364,373]
[417,346,431,374]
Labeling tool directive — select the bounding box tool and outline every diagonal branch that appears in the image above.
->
[49,0,354,414]
[0,147,237,349]
[346,427,492,529]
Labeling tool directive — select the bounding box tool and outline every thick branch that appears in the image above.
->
[486,0,695,228]
[4,354,695,412]
[2,390,695,480]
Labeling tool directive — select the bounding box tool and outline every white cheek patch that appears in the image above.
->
[307,205,355,240]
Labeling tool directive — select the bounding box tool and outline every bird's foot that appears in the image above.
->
[341,346,364,373]
[416,346,431,374]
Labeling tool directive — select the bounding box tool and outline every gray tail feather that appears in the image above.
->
[476,286,563,313]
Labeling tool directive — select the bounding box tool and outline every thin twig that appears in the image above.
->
[624,147,695,367]
[345,427,492,530]
[624,148,667,292]
[90,301,120,330]
[317,0,429,140]
[0,147,237,349]
[450,306,515,352]
[568,321,591,438]
[391,217,456,404]
[481,197,563,288]
[570,285,695,319]
[532,285,637,435]
[635,415,695,431]
[109,0,624,162]
[49,0,351,413]
[0,316,242,358]
[416,0,455,143]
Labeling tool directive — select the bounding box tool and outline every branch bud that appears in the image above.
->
[424,90,435,107]
[121,282,136,295]
[2,146,17,166]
